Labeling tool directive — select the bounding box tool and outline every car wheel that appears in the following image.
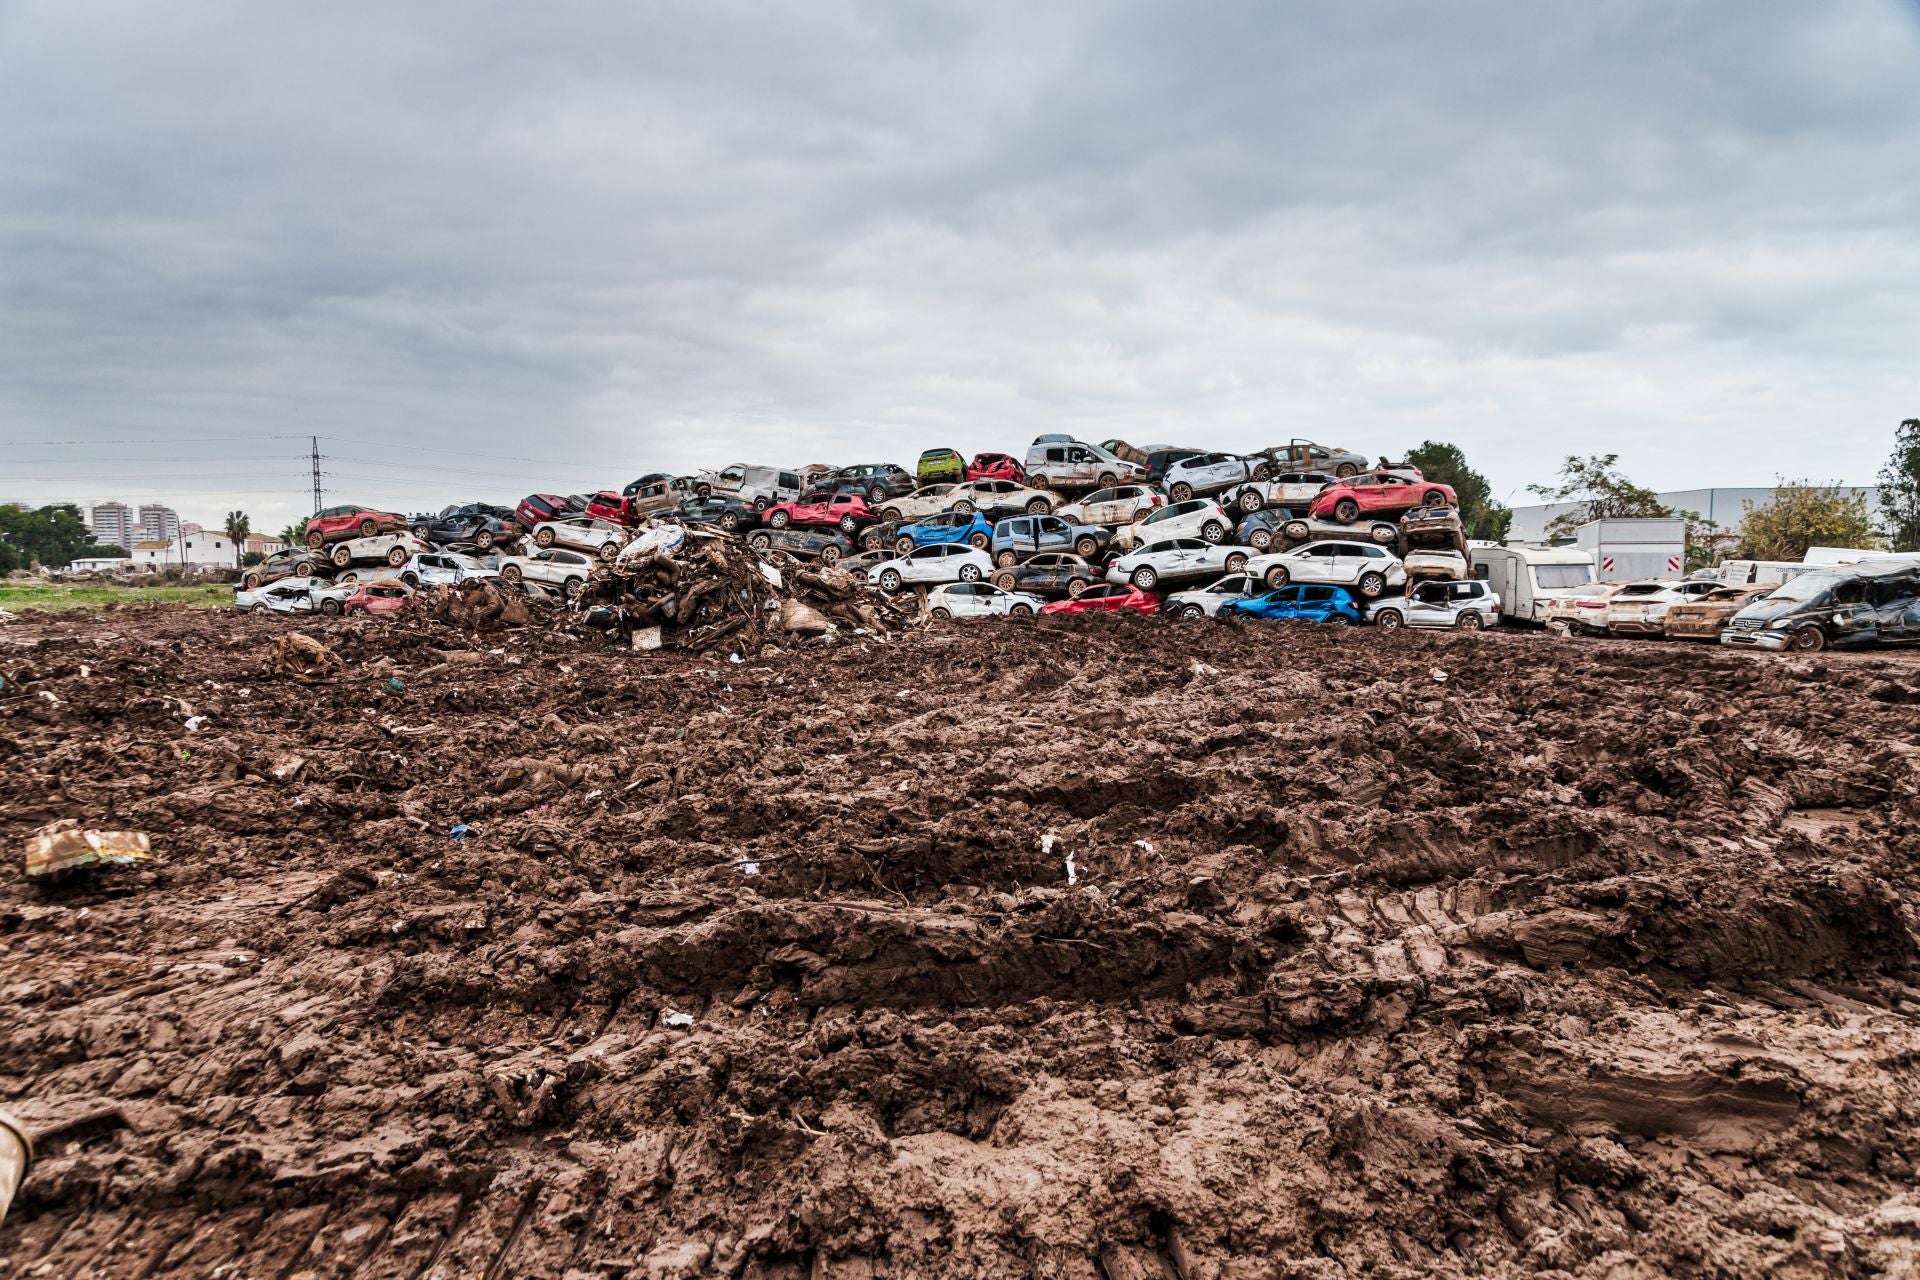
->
[993,571,1017,589]
[598,542,619,561]
[880,569,902,592]
[1029,474,1048,490]
[719,512,740,531]
[1370,524,1399,545]
[748,533,771,550]
[1181,603,1204,619]
[995,551,1017,567]
[1264,565,1291,590]
[1131,506,1151,522]
[305,531,325,550]
[331,547,352,568]
[319,598,343,616]
[412,525,431,540]
[1423,490,1446,506]
[402,572,420,589]
[696,484,712,498]
[293,559,317,577]
[930,606,952,619]
[380,547,404,566]
[475,529,494,550]
[1335,463,1358,478]
[1374,608,1404,631]
[1250,530,1273,550]
[1325,614,1351,627]
[820,545,842,566]
[563,577,584,600]
[1225,552,1248,572]
[1201,521,1225,543]
[1007,602,1033,617]
[534,528,556,547]
[1169,483,1193,503]
[1790,625,1827,652]
[1131,567,1158,590]
[896,536,916,554]
[1357,571,1386,599]
[1026,498,1051,515]
[1282,520,1309,541]
[243,573,262,590]
[1066,578,1089,597]
[358,518,377,538]
[1074,536,1099,558]
[501,564,522,582]
[1239,490,1264,513]
[752,497,770,512]
[959,564,982,582]
[865,486,884,504]
[839,515,858,534]
[1252,462,1275,481]
[769,511,791,529]
[951,499,975,515]
[1455,611,1485,631]
[879,507,902,522]
[968,533,989,550]
[1097,471,1117,487]
[1334,499,1360,524]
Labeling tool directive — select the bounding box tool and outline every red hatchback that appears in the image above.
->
[1040,584,1159,617]
[343,583,412,615]
[304,504,408,549]
[514,492,582,532]
[1307,473,1456,525]
[582,490,637,526]
[965,452,1026,483]
[764,490,875,534]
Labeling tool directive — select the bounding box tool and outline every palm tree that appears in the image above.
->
[277,523,304,548]
[223,510,251,568]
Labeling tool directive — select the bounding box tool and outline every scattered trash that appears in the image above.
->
[449,823,471,842]
[24,821,153,880]
[1043,832,1076,886]
[728,653,744,664]
[660,1011,695,1029]
[183,715,208,732]
[1188,659,1221,678]
[737,860,761,876]
[270,633,344,680]
[1431,669,1449,683]
[0,1108,29,1227]
[387,677,405,692]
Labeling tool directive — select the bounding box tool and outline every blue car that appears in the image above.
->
[896,510,995,552]
[1220,584,1362,625]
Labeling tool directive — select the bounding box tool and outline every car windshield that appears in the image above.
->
[1534,564,1594,589]
[1768,571,1845,602]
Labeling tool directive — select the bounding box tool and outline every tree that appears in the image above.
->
[1527,454,1676,539]
[222,510,252,568]
[1880,418,1920,553]
[1404,441,1512,542]
[1736,481,1878,561]
[278,523,306,548]
[0,504,120,571]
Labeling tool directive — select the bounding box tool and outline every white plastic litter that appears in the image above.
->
[1188,659,1221,678]
[617,525,687,566]
[737,860,761,876]
[1431,669,1449,683]
[184,715,208,732]
[661,1011,695,1029]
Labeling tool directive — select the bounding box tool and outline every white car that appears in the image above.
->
[1163,452,1260,502]
[946,479,1060,515]
[533,517,628,560]
[1115,499,1234,550]
[872,484,969,523]
[927,582,1045,619]
[1054,485,1165,527]
[1605,579,1722,635]
[1247,540,1406,598]
[234,576,356,616]
[1105,538,1252,591]
[398,552,499,589]
[866,544,994,593]
[1367,579,1502,631]
[327,532,429,570]
[1165,572,1259,618]
[1220,472,1338,515]
[496,547,596,599]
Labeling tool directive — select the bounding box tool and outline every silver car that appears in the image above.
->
[399,552,499,589]
[1367,579,1501,630]
[1165,572,1259,618]
[1247,539,1407,598]
[234,576,356,616]
[1163,452,1259,502]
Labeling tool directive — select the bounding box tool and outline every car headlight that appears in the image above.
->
[1766,617,1794,629]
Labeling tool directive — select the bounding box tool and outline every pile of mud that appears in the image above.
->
[3,607,1920,1278]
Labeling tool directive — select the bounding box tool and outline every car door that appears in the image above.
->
[1405,581,1451,628]
[903,545,945,583]
[1867,577,1915,640]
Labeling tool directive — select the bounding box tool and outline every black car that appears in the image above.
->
[746,527,856,566]
[823,463,915,504]
[411,502,516,550]
[676,495,760,534]
[1143,449,1205,484]
[1721,565,1920,653]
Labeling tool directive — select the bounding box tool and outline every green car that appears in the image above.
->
[916,447,965,485]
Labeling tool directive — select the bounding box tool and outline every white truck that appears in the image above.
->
[1469,544,1596,625]
[1574,518,1686,582]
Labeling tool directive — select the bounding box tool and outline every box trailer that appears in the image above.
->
[1469,544,1596,624]
[1575,518,1687,582]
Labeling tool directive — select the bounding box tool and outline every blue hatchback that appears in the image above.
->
[1221,583,1362,625]
[898,510,995,550]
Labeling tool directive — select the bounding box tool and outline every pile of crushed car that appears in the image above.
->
[237,433,1920,651]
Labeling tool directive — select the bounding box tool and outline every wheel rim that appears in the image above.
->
[1380,612,1402,630]
[953,501,973,514]
[1183,605,1202,618]
[897,538,914,554]
[1240,493,1262,513]
[881,572,899,591]
[1226,555,1246,571]
[388,549,406,566]
[1337,464,1356,477]
[1171,485,1191,502]
[994,573,1015,589]
[359,520,376,537]
[1425,491,1445,506]
[1203,523,1223,542]
[1284,523,1307,541]
[821,547,841,565]
[931,608,950,619]
[1459,614,1482,630]
[535,530,554,546]
[476,531,493,549]
[1027,500,1048,514]
[721,514,738,531]
[600,543,617,560]
[1336,501,1358,523]
[997,553,1014,567]
[840,518,856,533]
[770,513,789,528]
[1067,579,1087,597]
[1134,569,1156,589]
[961,566,980,581]
[1360,573,1384,597]
[1252,533,1271,550]
[1013,604,1032,616]
[503,567,521,581]
[1077,539,1096,557]
[1266,568,1289,589]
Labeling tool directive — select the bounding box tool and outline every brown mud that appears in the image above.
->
[3,606,1920,1278]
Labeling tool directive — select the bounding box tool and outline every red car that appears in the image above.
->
[304,504,407,549]
[764,490,875,534]
[514,492,583,532]
[965,452,1026,483]
[1040,584,1159,617]
[583,490,637,526]
[1307,473,1456,525]
[343,583,413,615]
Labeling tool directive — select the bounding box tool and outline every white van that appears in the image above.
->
[694,464,804,511]
[1022,438,1146,492]
[1469,545,1595,624]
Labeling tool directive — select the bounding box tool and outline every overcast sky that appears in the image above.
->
[3,0,1918,533]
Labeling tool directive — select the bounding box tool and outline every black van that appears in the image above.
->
[1720,564,1920,652]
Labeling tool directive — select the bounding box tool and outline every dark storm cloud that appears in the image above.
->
[2,0,1917,529]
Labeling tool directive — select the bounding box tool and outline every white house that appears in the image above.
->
[132,531,236,570]
[70,556,134,572]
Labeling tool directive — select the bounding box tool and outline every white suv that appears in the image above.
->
[1163,452,1258,502]
[1115,499,1232,549]
[1247,540,1406,598]
[1368,579,1501,630]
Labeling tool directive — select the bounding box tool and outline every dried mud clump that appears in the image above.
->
[3,607,1920,1278]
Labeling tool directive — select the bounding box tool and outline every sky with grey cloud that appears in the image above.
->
[3,0,1917,534]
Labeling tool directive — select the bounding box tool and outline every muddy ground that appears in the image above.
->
[2,605,1919,1279]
